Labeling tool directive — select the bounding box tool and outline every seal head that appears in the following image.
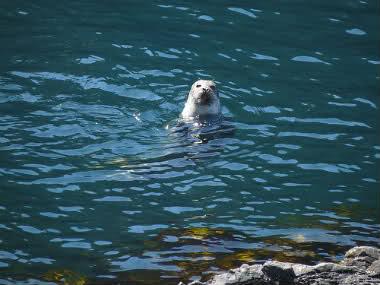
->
[181,80,221,120]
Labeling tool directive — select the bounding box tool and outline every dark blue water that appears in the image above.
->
[0,1,379,284]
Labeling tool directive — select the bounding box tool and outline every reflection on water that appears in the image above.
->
[0,0,379,284]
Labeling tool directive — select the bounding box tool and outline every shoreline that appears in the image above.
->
[180,246,380,285]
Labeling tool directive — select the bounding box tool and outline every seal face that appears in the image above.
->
[181,80,221,120]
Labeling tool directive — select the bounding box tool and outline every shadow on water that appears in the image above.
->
[168,116,235,145]
[98,117,236,171]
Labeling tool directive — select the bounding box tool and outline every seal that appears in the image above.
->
[181,80,221,120]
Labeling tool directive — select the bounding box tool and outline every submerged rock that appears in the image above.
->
[179,246,380,285]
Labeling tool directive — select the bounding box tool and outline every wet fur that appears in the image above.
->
[181,80,221,120]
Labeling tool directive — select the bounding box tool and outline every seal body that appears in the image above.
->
[181,80,221,120]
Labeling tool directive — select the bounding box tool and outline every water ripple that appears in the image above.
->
[228,7,257,19]
[0,1,379,284]
[276,116,370,128]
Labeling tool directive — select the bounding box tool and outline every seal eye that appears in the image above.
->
[210,85,216,90]
[196,84,201,88]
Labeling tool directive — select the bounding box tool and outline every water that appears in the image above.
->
[0,1,379,284]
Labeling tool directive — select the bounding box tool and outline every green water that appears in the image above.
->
[0,1,379,284]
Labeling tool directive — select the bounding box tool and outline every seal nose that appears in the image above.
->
[201,89,209,97]
[202,87,211,93]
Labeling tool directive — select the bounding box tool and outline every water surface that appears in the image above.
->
[0,1,379,284]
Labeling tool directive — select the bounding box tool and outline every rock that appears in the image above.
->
[262,261,295,283]
[187,281,204,285]
[178,246,380,285]
[341,256,375,270]
[367,260,380,277]
[207,264,264,285]
[314,262,354,273]
[340,273,380,285]
[344,246,380,260]
[341,246,380,271]
[291,264,315,276]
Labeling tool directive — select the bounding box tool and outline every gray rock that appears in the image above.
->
[341,256,375,270]
[340,273,380,285]
[367,260,380,277]
[291,264,315,276]
[314,262,354,273]
[344,246,380,260]
[207,264,265,285]
[179,246,380,285]
[187,281,204,285]
[341,246,380,271]
[262,261,295,283]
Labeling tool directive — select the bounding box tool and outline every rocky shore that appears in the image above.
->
[179,246,380,285]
